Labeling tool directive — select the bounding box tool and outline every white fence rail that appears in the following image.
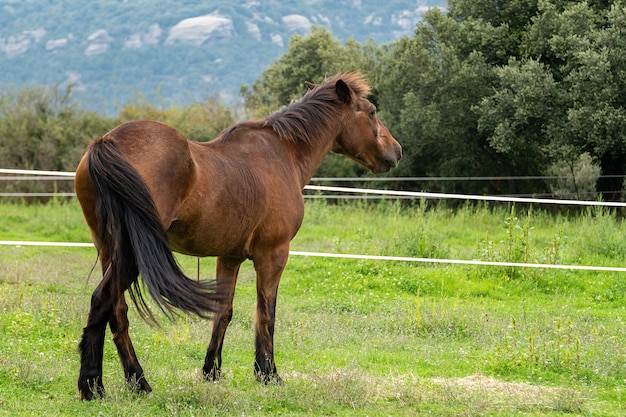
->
[2,168,626,207]
[1,168,625,273]
[1,240,626,273]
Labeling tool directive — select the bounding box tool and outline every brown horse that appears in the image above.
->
[74,72,402,400]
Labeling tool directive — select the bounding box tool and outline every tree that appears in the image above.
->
[475,58,564,191]
[448,0,540,30]
[378,8,504,194]
[379,0,626,199]
[550,152,601,200]
[0,84,113,194]
[521,1,626,200]
[117,95,236,142]
[241,26,383,118]
[564,4,626,200]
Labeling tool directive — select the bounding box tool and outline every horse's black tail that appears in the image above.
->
[86,137,221,323]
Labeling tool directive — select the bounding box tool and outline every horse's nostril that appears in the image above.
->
[384,154,398,169]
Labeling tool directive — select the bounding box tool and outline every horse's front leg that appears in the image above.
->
[203,256,242,380]
[252,245,289,384]
[109,293,152,394]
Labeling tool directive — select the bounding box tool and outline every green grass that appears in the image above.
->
[1,199,626,415]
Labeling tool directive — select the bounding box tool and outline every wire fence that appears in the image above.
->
[1,168,625,204]
[1,239,626,273]
[1,168,626,273]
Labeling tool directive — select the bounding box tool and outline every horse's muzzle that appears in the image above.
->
[375,145,402,173]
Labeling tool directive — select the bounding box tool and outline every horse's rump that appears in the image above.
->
[77,130,221,322]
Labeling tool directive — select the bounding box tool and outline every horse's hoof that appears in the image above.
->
[203,366,222,382]
[79,380,105,401]
[126,374,152,395]
[256,372,283,385]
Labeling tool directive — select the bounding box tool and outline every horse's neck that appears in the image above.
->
[292,133,336,188]
[210,122,338,189]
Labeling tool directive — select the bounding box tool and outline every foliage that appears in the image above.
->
[117,95,236,142]
[363,0,626,198]
[4,1,626,199]
[0,85,112,193]
[475,58,561,183]
[376,8,500,194]
[549,152,601,200]
[0,86,236,196]
[554,2,626,200]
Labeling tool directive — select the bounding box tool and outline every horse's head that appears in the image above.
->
[330,78,402,174]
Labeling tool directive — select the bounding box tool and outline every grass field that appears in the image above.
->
[1,199,625,416]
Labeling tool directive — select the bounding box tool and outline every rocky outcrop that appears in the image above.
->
[165,13,235,46]
[0,28,45,58]
[85,29,112,55]
[0,6,437,59]
[46,38,68,52]
[124,24,162,49]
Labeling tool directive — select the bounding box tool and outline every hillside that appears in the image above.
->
[0,0,445,114]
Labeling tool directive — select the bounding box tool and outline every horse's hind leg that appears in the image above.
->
[78,259,150,399]
[78,278,113,400]
[203,256,242,380]
[109,294,152,394]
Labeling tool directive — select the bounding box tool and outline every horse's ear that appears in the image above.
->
[305,81,316,90]
[335,79,351,104]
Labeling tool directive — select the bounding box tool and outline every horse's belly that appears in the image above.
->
[167,219,250,258]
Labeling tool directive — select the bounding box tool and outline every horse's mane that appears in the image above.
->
[222,72,371,146]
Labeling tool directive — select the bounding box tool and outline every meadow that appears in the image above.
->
[1,198,625,416]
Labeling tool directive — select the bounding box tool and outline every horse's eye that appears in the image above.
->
[369,109,376,118]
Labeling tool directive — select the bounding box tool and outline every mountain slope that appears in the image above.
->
[0,0,445,113]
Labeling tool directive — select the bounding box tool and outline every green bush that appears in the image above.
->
[0,86,236,197]
[0,85,113,194]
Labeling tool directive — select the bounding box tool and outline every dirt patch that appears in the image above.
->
[432,373,584,412]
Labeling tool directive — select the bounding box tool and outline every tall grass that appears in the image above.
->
[0,199,625,415]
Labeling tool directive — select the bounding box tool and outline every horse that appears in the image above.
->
[74,72,402,400]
